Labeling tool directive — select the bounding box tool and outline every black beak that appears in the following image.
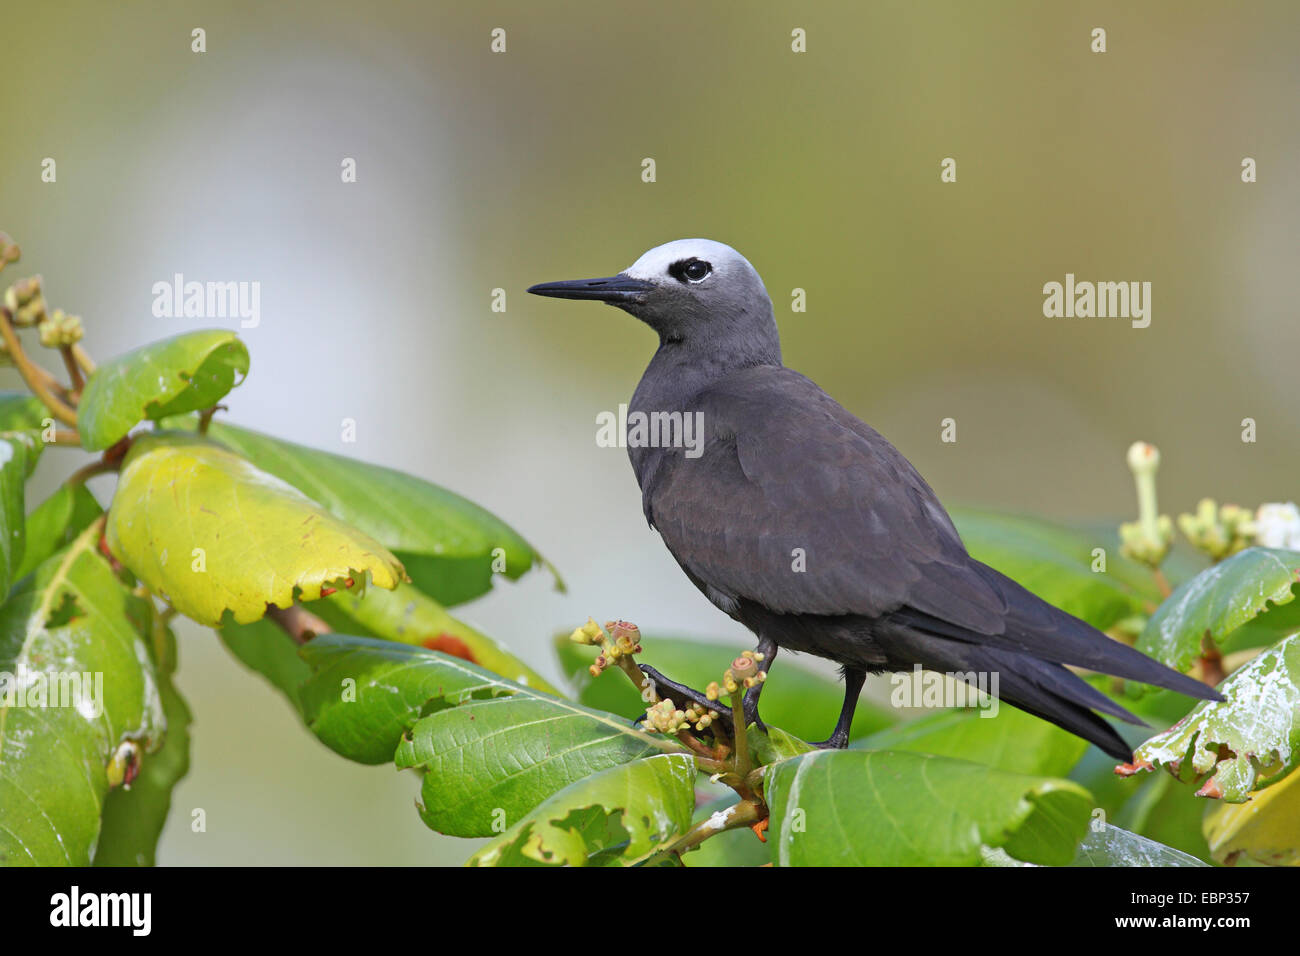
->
[527,274,653,304]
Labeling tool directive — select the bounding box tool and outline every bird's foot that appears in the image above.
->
[810,729,852,750]
[637,664,734,732]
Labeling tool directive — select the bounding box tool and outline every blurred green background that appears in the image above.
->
[1,1,1296,864]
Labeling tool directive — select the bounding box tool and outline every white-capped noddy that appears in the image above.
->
[528,239,1220,758]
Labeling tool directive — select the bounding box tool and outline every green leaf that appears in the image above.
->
[78,330,249,451]
[1130,633,1300,801]
[203,421,558,605]
[1069,822,1209,866]
[1203,763,1300,865]
[467,753,697,867]
[0,523,165,865]
[764,749,1092,866]
[0,434,34,599]
[398,694,665,837]
[0,393,48,432]
[554,632,895,743]
[749,725,817,765]
[314,579,559,694]
[15,482,102,584]
[855,705,1088,778]
[93,622,191,866]
[952,509,1153,631]
[1137,547,1300,673]
[105,432,405,626]
[297,635,674,837]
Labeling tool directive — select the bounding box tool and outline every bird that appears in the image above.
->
[528,238,1222,760]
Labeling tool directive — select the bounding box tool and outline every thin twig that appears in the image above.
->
[60,345,84,395]
[656,799,763,860]
[66,458,116,487]
[70,342,96,375]
[1151,567,1173,600]
[0,308,78,426]
[198,404,226,435]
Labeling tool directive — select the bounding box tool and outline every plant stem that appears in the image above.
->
[657,799,763,859]
[67,458,116,487]
[60,345,84,395]
[267,604,331,645]
[1152,567,1172,599]
[731,691,752,782]
[0,309,78,426]
[70,343,96,375]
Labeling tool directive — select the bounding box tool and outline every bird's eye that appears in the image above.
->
[682,259,711,282]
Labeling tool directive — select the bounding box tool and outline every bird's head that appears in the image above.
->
[528,239,780,361]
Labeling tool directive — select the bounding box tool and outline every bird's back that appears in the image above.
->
[633,363,1216,697]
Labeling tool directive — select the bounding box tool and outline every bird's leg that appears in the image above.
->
[637,664,734,733]
[813,666,867,750]
[742,636,778,731]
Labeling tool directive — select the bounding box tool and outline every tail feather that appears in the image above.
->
[897,562,1224,703]
[879,625,1148,762]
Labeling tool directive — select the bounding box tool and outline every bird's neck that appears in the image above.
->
[633,337,781,413]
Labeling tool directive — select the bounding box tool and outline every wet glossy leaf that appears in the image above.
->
[105,433,404,626]
[764,749,1092,866]
[1107,767,1214,861]
[554,632,895,743]
[856,704,1088,778]
[78,330,249,451]
[467,753,696,867]
[0,524,165,865]
[1069,822,1209,866]
[1137,547,1300,673]
[203,421,557,605]
[1130,633,1300,801]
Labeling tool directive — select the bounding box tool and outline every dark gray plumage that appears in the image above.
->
[529,238,1221,760]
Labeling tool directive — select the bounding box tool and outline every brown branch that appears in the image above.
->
[67,458,116,487]
[1151,567,1173,600]
[70,342,96,376]
[266,604,331,646]
[60,345,84,395]
[198,404,227,435]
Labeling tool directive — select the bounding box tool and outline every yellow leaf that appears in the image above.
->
[1204,766,1300,866]
[107,433,404,626]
